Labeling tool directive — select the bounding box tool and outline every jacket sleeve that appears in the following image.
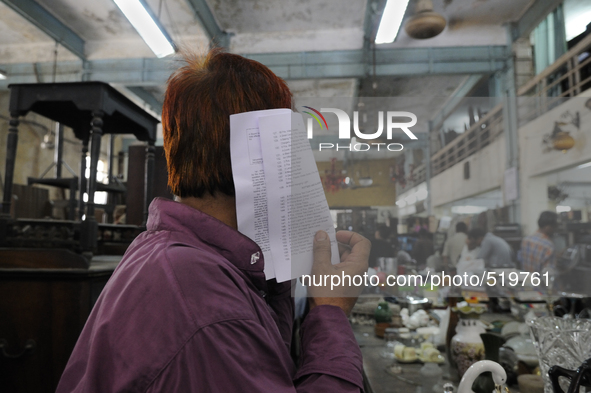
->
[146,306,363,393]
[265,278,295,350]
[265,281,363,391]
[295,305,364,391]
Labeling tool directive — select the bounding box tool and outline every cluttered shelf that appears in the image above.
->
[354,323,428,393]
[352,302,520,393]
[349,291,591,393]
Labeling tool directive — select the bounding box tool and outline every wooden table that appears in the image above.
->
[2,82,159,252]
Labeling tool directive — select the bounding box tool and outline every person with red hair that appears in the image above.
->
[57,49,370,392]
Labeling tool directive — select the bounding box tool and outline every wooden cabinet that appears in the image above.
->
[0,250,119,393]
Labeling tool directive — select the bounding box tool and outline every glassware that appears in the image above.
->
[420,362,443,393]
[381,328,397,359]
[527,317,591,393]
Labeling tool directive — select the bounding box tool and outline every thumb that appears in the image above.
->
[312,230,332,271]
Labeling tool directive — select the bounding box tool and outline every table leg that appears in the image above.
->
[81,111,104,253]
[2,115,20,216]
[78,138,88,220]
[86,111,104,220]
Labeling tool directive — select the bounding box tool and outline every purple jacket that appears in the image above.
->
[57,198,363,392]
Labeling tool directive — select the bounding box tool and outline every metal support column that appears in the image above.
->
[426,122,433,216]
[502,25,521,224]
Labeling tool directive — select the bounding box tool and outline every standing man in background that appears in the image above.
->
[520,211,558,273]
[369,224,395,268]
[412,228,435,268]
[467,228,515,268]
[442,222,468,269]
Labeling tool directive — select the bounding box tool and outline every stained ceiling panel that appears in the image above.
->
[34,0,206,40]
[206,0,367,33]
[0,2,54,44]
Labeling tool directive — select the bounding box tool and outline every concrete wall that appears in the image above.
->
[519,90,591,234]
[431,134,506,207]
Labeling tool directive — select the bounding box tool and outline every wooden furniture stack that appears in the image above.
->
[0,82,159,392]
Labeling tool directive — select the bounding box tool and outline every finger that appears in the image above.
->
[337,241,352,253]
[336,231,371,260]
[332,259,368,273]
[312,230,332,271]
[338,241,352,261]
[336,231,370,249]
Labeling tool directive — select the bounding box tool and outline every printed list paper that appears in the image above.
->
[230,109,339,282]
[258,112,339,282]
[230,108,291,279]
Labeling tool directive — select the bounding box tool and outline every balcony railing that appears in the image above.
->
[431,103,504,177]
[399,163,426,192]
[517,33,591,124]
[427,34,591,179]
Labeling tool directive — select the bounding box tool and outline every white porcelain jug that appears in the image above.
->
[456,360,507,393]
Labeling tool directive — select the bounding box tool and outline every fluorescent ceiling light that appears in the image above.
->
[451,205,488,215]
[405,194,417,205]
[113,0,175,58]
[566,10,591,41]
[399,204,417,216]
[375,0,410,44]
[416,188,428,201]
[0,70,6,80]
[556,205,572,213]
[577,161,591,169]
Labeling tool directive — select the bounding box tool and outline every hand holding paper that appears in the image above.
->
[308,230,371,315]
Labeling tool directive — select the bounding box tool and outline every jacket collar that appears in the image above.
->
[146,197,267,291]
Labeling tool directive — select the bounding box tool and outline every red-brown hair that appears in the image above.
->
[162,48,292,198]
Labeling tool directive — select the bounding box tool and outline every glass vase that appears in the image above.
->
[527,317,591,393]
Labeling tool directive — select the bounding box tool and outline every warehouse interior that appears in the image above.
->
[2,0,591,392]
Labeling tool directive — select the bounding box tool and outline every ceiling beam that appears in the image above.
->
[0,46,509,88]
[361,0,387,78]
[430,74,484,128]
[363,0,389,50]
[184,0,230,48]
[0,0,85,60]
[246,46,509,78]
[126,86,162,115]
[511,0,563,41]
